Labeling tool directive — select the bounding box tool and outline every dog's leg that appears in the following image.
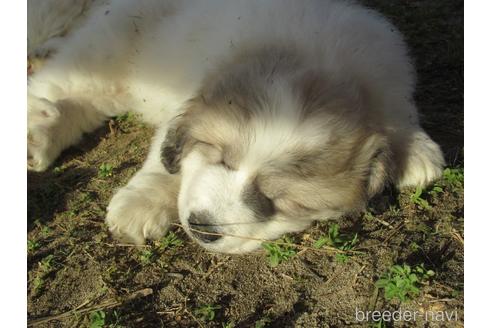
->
[394,128,445,188]
[106,126,180,244]
[387,100,445,188]
[27,74,129,171]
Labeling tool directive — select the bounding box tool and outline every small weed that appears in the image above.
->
[39,254,54,272]
[115,112,136,123]
[103,265,118,282]
[376,264,435,302]
[262,237,297,267]
[371,319,387,328]
[222,321,235,328]
[335,253,350,263]
[254,318,271,328]
[364,211,376,221]
[67,209,78,218]
[27,239,40,252]
[409,241,420,252]
[158,231,183,251]
[314,224,358,262]
[52,165,66,174]
[115,112,139,132]
[428,185,444,197]
[31,254,56,294]
[40,225,51,236]
[194,304,221,321]
[451,289,462,298]
[388,204,401,216]
[93,232,107,244]
[89,310,106,328]
[33,220,51,236]
[89,310,122,328]
[425,167,464,198]
[410,186,432,210]
[139,249,155,265]
[98,163,114,178]
[442,167,464,191]
[32,276,44,292]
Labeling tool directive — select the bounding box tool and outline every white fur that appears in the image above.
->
[28,0,444,253]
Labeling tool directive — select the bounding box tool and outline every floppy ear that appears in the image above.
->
[360,133,394,198]
[160,118,189,174]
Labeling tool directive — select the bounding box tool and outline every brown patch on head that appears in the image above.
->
[160,116,191,174]
[247,70,393,218]
[255,131,392,220]
[162,45,393,218]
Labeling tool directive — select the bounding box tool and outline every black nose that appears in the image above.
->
[188,211,222,243]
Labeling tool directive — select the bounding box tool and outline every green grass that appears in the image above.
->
[439,167,464,192]
[313,223,358,263]
[138,232,184,265]
[89,310,122,328]
[375,264,435,302]
[89,310,106,328]
[409,167,464,209]
[32,276,44,293]
[98,163,114,178]
[139,249,155,265]
[254,318,271,328]
[39,254,54,272]
[52,165,67,175]
[427,167,464,198]
[27,239,40,252]
[158,231,183,251]
[115,112,141,132]
[40,225,51,236]
[371,319,387,328]
[115,112,138,124]
[262,237,297,267]
[32,254,56,294]
[410,186,432,210]
[194,304,221,321]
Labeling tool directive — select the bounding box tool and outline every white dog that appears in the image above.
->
[27,0,444,253]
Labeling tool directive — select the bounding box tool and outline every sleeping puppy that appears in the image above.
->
[27,0,444,253]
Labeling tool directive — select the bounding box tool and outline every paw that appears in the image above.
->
[397,130,445,188]
[106,186,172,245]
[27,97,63,172]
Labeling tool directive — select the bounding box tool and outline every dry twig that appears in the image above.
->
[27,288,153,326]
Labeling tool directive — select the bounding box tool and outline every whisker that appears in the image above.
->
[170,223,362,255]
[187,217,296,228]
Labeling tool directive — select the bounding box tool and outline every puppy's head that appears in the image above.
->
[162,51,392,253]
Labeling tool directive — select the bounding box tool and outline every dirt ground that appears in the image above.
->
[27,1,464,327]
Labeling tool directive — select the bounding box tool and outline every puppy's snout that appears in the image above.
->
[188,211,222,242]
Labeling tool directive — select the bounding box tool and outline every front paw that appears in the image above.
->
[106,186,172,245]
[397,130,445,188]
[27,97,63,171]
